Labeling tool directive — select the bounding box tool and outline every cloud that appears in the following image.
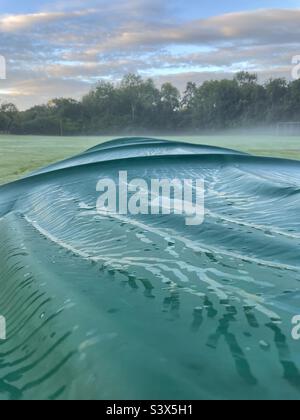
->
[82,8,300,55]
[0,74,91,109]
[0,1,299,109]
[0,9,93,31]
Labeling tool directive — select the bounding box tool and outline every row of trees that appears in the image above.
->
[1,72,300,135]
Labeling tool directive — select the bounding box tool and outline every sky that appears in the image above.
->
[0,0,299,109]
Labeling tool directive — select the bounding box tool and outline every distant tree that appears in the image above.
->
[120,74,144,125]
[287,79,300,122]
[265,78,289,122]
[0,112,9,132]
[182,82,197,109]
[160,83,180,129]
[191,79,241,129]
[0,103,19,132]
[82,81,119,132]
[234,72,266,124]
[179,82,197,128]
[3,73,300,135]
[235,71,258,86]
[137,78,161,128]
[48,98,83,135]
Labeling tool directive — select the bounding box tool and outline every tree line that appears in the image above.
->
[1,72,300,135]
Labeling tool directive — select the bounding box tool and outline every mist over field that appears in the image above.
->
[1,133,300,185]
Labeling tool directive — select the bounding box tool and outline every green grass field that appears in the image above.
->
[0,134,300,185]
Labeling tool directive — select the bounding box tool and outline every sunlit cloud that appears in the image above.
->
[0,9,93,31]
